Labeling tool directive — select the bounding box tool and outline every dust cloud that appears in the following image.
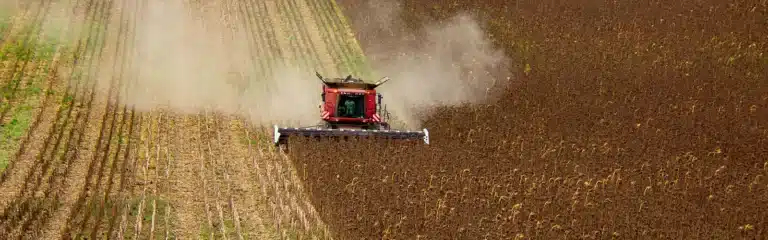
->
[98,0,321,127]
[350,0,510,129]
[0,0,20,17]
[38,0,84,46]
[83,0,506,130]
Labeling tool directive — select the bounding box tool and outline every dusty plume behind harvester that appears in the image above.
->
[86,0,321,127]
[346,0,512,130]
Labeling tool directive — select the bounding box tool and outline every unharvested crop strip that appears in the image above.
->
[284,0,326,72]
[2,0,101,236]
[109,1,144,239]
[231,0,269,79]
[249,0,280,75]
[274,0,317,70]
[253,0,283,74]
[104,0,142,236]
[0,10,22,49]
[58,0,119,237]
[0,3,42,66]
[272,0,309,69]
[249,0,281,98]
[0,0,54,123]
[0,0,109,237]
[326,0,372,74]
[302,0,349,75]
[319,0,370,76]
[0,0,97,227]
[0,0,88,187]
[84,0,137,236]
[66,0,123,234]
[110,0,144,238]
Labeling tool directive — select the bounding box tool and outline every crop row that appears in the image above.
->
[289,0,768,239]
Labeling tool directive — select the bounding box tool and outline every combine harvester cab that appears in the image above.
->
[273,72,430,150]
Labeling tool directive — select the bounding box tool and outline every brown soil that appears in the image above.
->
[2,0,337,239]
[287,0,768,239]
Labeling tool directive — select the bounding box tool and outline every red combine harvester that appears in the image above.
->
[273,72,429,149]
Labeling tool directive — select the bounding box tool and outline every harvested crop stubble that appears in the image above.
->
[289,0,768,239]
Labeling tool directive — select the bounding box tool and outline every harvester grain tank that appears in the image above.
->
[273,72,429,149]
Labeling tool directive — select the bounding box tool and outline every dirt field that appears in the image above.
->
[287,0,768,239]
[1,0,766,240]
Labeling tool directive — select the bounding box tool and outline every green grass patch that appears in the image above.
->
[0,19,68,172]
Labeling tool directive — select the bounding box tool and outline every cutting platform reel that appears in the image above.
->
[273,125,429,151]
